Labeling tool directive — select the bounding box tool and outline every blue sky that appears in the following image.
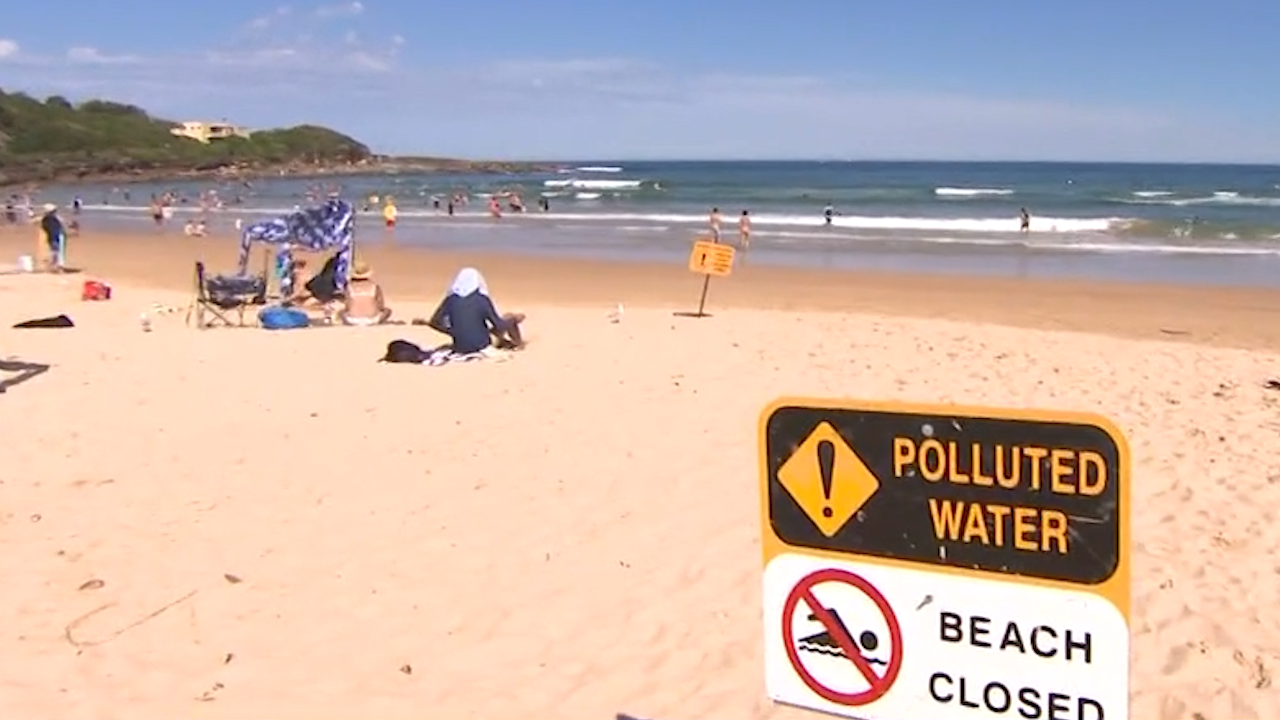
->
[1,0,1278,162]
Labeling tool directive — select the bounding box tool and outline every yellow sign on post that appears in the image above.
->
[688,239,735,277]
[758,398,1131,720]
[681,238,736,318]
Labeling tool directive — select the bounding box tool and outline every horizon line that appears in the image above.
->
[383,155,1280,168]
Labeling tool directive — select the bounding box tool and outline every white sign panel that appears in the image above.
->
[763,552,1128,720]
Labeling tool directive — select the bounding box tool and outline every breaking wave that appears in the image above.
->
[934,187,1015,197]
[543,179,644,190]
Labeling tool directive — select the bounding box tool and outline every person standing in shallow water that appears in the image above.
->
[738,210,752,249]
[1019,207,1031,233]
[709,207,722,242]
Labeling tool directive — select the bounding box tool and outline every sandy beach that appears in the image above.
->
[2,228,1279,719]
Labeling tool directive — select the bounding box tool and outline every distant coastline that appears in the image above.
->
[0,88,557,189]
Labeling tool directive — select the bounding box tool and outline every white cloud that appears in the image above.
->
[66,47,140,65]
[245,6,293,31]
[0,38,19,60]
[204,47,302,67]
[315,1,363,18]
[346,51,392,72]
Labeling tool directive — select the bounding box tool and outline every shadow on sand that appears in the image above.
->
[0,358,51,393]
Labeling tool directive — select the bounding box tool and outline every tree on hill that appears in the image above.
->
[0,88,373,184]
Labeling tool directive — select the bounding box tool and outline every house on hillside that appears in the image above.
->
[170,120,251,143]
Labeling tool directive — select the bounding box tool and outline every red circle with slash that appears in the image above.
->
[782,568,904,706]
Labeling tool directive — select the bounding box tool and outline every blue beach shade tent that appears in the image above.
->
[238,199,356,297]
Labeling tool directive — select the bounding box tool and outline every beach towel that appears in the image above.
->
[424,348,490,366]
[239,199,355,297]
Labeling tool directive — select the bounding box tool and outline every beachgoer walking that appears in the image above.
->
[739,210,752,249]
[383,198,398,229]
[150,197,164,228]
[709,207,722,242]
[39,203,66,271]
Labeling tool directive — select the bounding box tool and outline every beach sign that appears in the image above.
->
[681,238,735,318]
[758,398,1130,720]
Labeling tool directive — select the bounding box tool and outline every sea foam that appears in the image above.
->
[934,187,1015,197]
[543,179,643,190]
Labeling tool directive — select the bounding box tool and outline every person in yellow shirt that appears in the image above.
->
[383,197,398,229]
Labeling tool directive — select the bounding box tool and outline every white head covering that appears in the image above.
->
[449,267,488,297]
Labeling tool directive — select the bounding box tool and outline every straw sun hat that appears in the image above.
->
[350,259,373,280]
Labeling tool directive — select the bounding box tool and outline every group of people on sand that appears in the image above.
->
[282,254,525,355]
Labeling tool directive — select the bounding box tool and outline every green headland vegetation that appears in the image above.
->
[0,88,542,186]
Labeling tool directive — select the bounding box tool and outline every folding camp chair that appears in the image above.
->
[186,261,266,328]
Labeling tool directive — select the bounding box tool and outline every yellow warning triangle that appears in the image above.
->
[777,421,880,537]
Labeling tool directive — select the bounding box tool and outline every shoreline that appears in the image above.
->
[0,156,556,191]
[4,227,1280,351]
[54,209,1280,290]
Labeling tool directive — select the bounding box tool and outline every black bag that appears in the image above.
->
[13,314,74,329]
[380,339,427,363]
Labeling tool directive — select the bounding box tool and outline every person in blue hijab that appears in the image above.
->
[427,267,525,354]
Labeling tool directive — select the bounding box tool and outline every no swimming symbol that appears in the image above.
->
[782,568,904,706]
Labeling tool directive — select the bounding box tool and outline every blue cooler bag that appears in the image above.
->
[258,306,310,330]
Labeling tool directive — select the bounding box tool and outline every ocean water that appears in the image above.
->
[31,161,1280,286]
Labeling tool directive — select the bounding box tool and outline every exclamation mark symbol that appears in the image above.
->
[817,439,835,518]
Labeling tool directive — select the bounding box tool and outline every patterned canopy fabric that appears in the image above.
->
[238,199,355,297]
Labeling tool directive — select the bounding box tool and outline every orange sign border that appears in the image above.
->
[758,397,1131,621]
